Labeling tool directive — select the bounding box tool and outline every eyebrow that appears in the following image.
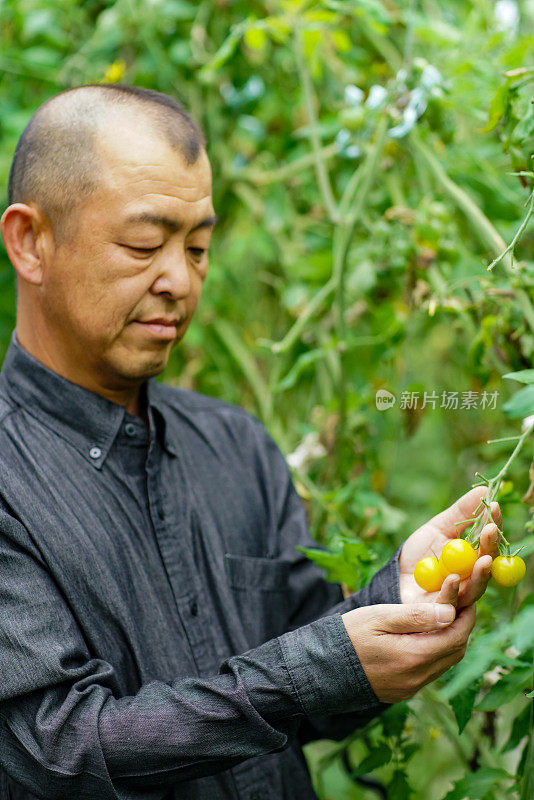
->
[123,212,219,232]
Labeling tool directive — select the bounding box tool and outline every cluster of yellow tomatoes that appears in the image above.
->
[414,538,526,592]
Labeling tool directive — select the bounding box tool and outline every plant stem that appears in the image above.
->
[409,132,512,267]
[210,319,270,423]
[235,142,341,186]
[269,118,388,356]
[465,419,534,545]
[333,115,389,443]
[487,190,534,271]
[514,287,534,338]
[294,21,340,224]
[270,275,336,354]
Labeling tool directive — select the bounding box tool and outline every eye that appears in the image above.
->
[128,246,160,255]
[189,248,206,259]
[118,244,161,256]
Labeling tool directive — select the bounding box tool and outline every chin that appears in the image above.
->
[114,353,171,383]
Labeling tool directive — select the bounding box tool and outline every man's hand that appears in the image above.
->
[342,601,475,704]
[399,486,502,609]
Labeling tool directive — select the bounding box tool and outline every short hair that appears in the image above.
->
[7,83,207,244]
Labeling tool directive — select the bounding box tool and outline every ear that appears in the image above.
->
[0,203,53,286]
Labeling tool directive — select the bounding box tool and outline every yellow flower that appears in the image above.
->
[102,60,126,84]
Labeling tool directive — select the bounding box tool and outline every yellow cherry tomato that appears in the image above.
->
[491,556,526,587]
[439,539,478,580]
[414,557,446,592]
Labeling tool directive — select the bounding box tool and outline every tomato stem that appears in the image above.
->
[511,546,526,558]
[465,419,534,548]
[454,517,479,527]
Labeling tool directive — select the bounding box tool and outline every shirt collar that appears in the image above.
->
[0,330,177,467]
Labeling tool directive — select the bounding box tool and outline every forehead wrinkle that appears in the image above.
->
[124,211,219,233]
[103,172,211,198]
[122,192,213,213]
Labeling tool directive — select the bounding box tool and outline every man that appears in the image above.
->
[0,84,501,800]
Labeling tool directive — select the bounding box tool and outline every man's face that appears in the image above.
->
[40,117,216,393]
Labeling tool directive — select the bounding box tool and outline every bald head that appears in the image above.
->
[7,84,207,244]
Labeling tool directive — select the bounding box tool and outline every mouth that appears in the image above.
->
[132,320,179,340]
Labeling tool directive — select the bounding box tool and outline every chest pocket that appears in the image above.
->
[224,553,292,648]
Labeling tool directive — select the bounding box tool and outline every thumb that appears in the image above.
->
[376,603,456,633]
[428,485,487,538]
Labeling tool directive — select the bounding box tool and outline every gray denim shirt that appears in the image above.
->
[0,331,401,800]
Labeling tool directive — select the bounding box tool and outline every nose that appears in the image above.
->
[149,244,192,300]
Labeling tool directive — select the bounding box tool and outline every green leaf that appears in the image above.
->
[502,384,534,418]
[296,535,384,590]
[349,744,392,778]
[442,629,508,698]
[476,668,532,711]
[519,593,534,611]
[513,101,534,144]
[401,742,419,762]
[388,769,414,800]
[450,682,479,733]
[380,701,409,737]
[161,0,197,19]
[511,607,534,653]
[479,84,508,133]
[295,545,357,586]
[503,369,534,385]
[442,767,512,800]
[21,46,59,68]
[501,703,531,753]
[169,40,193,65]
[197,22,248,80]
[517,738,530,785]
[244,27,268,51]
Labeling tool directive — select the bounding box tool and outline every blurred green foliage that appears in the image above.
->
[2,0,534,797]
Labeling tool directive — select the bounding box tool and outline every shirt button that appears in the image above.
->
[124,423,137,437]
[89,446,102,459]
[189,601,198,617]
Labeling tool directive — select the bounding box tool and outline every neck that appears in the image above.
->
[15,320,147,424]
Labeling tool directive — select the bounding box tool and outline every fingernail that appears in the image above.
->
[435,604,455,624]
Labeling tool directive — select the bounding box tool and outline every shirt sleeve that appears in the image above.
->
[0,510,385,800]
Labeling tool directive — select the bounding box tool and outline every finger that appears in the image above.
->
[442,603,476,645]
[412,604,476,659]
[398,606,477,697]
[374,603,456,634]
[489,501,503,532]
[419,641,472,687]
[428,486,489,539]
[478,522,500,559]
[436,574,461,606]
[446,604,477,650]
[457,555,493,608]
